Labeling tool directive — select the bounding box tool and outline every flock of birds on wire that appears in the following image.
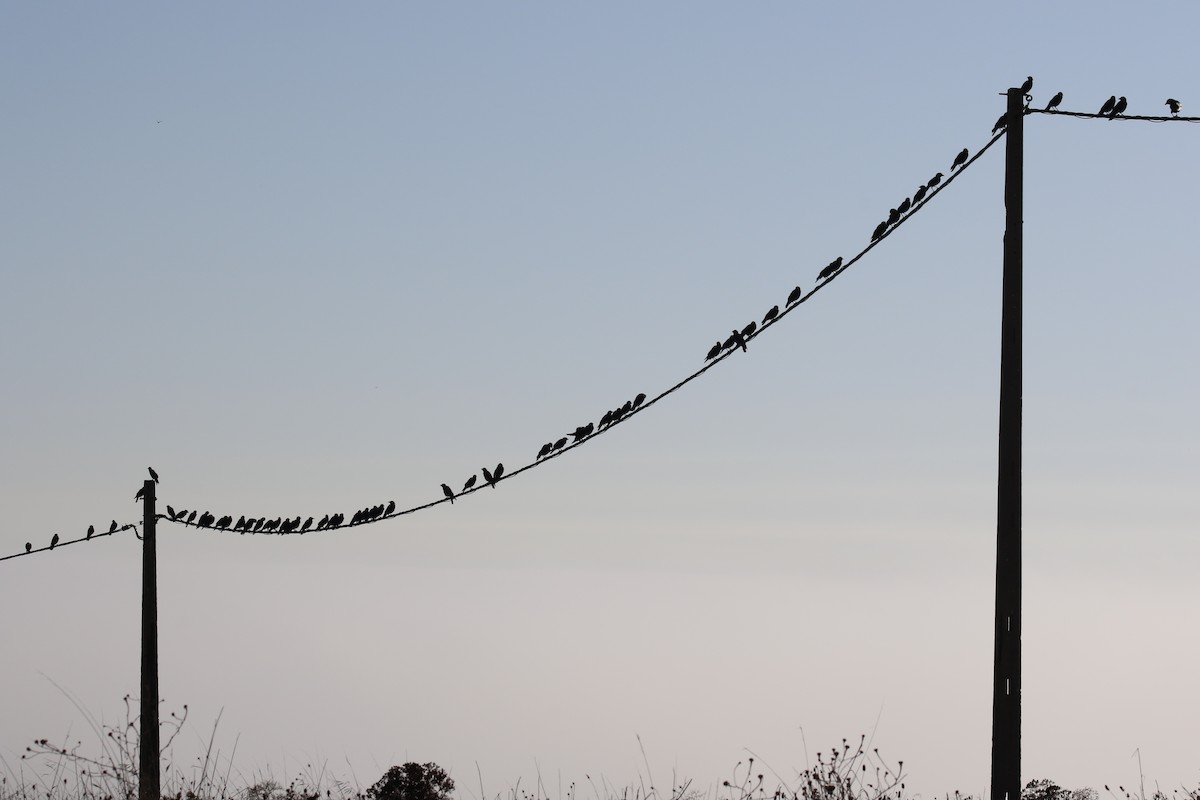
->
[10,78,1195,557]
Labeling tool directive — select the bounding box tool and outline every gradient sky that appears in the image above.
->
[2,4,1198,799]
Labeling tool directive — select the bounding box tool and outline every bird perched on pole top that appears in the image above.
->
[951,148,969,170]
[1110,96,1127,118]
[148,467,159,484]
[1166,98,1181,115]
[1045,91,1063,111]
[1019,76,1033,97]
[1098,95,1117,116]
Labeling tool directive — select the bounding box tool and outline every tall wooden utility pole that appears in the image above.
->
[991,86,1024,800]
[139,479,160,800]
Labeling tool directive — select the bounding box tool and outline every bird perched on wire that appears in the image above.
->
[729,328,747,353]
[1020,76,1033,97]
[109,520,118,533]
[762,305,779,325]
[912,184,929,205]
[552,436,568,453]
[1046,91,1063,111]
[740,321,757,339]
[632,393,646,411]
[187,510,197,523]
[1109,96,1127,118]
[1098,95,1117,116]
[537,441,553,459]
[886,207,900,226]
[148,467,159,484]
[705,341,722,361]
[25,542,31,553]
[135,486,145,502]
[992,114,1007,135]
[462,474,478,492]
[897,197,912,215]
[928,172,944,188]
[787,285,804,305]
[871,220,888,241]
[87,525,94,538]
[385,500,396,515]
[482,466,497,488]
[819,257,842,281]
[1166,98,1181,115]
[442,484,455,504]
[951,148,969,170]
[50,533,59,550]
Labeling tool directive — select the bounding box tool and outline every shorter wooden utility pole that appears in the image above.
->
[139,479,160,800]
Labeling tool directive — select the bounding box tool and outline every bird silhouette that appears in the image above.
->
[787,285,804,305]
[705,341,722,361]
[871,220,888,241]
[740,321,757,339]
[148,467,159,484]
[135,486,145,502]
[819,256,843,281]
[385,500,396,515]
[235,516,247,530]
[722,332,738,351]
[318,514,330,530]
[886,207,900,226]
[599,410,614,429]
[50,534,59,550]
[1166,98,1181,115]
[632,393,646,411]
[442,483,455,503]
[992,114,1007,134]
[1046,91,1063,111]
[537,442,553,459]
[166,506,176,520]
[897,197,912,215]
[25,542,31,553]
[198,513,214,528]
[301,517,313,532]
[254,518,266,531]
[730,328,747,353]
[912,184,929,204]
[493,463,504,482]
[109,520,118,533]
[463,474,478,492]
[216,515,233,529]
[482,466,495,488]
[1110,96,1127,118]
[87,525,95,538]
[762,305,779,325]
[1020,76,1033,96]
[187,511,197,523]
[928,172,944,188]
[952,148,969,170]
[1098,95,1117,116]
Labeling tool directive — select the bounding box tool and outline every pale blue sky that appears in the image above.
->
[2,3,1198,798]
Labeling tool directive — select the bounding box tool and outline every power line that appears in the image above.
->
[0,524,139,562]
[1029,108,1200,123]
[155,123,1010,538]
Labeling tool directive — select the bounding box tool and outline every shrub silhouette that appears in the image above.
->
[367,763,454,800]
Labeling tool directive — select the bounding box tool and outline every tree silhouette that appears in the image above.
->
[367,763,455,800]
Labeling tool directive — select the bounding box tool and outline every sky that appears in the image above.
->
[2,3,1198,799]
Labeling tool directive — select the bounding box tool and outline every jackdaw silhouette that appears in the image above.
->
[992,114,1007,134]
[632,393,646,410]
[442,483,455,503]
[537,442,553,459]
[482,466,495,488]
[1166,98,1181,115]
[787,285,804,305]
[1046,92,1063,111]
[87,525,95,538]
[928,172,944,188]
[705,341,722,361]
[1110,96,1127,118]
[912,184,928,204]
[463,474,478,492]
[952,148,969,170]
[730,328,747,353]
[25,542,31,553]
[50,533,59,550]
[1098,96,1117,116]
[872,220,888,241]
[1020,76,1033,96]
[820,256,843,281]
[762,305,779,325]
[109,520,119,533]
[385,500,396,515]
[149,467,159,484]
